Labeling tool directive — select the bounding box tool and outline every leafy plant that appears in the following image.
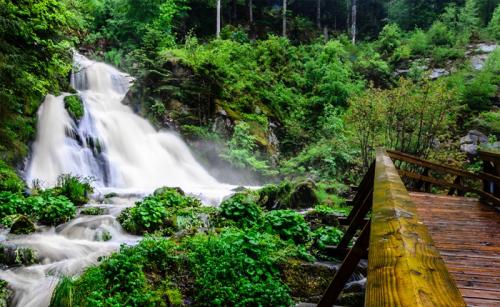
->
[313,226,344,250]
[38,196,76,226]
[0,160,25,193]
[219,193,262,228]
[63,95,84,121]
[264,210,311,244]
[56,174,93,206]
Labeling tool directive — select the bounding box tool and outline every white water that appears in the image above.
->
[0,54,234,306]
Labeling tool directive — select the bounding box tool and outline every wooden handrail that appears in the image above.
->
[366,149,465,306]
[387,149,500,208]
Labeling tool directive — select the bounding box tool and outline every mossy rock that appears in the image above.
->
[280,259,336,301]
[64,95,84,121]
[153,186,185,196]
[9,215,35,235]
[80,207,104,215]
[0,244,38,266]
[257,180,319,210]
[289,180,319,209]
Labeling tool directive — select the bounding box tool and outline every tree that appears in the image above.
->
[351,0,357,44]
[217,0,221,37]
[317,0,322,29]
[283,0,288,37]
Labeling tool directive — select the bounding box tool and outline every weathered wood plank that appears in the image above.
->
[412,192,500,306]
[365,149,465,307]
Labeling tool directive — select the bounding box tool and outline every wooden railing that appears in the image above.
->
[387,149,500,209]
[319,149,466,306]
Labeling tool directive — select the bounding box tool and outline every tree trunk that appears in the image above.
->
[216,0,221,38]
[282,0,287,37]
[323,25,329,42]
[351,0,357,44]
[316,0,321,29]
[249,0,253,24]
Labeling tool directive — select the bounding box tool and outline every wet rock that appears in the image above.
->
[281,260,337,300]
[9,215,35,235]
[304,211,340,230]
[80,207,105,215]
[337,291,365,306]
[289,180,320,209]
[281,259,366,303]
[0,279,12,307]
[0,244,38,267]
[153,186,185,196]
[460,130,488,156]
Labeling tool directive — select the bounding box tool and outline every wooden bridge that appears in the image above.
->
[319,149,500,306]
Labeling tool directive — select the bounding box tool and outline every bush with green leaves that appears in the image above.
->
[313,227,344,250]
[0,160,24,193]
[56,174,93,206]
[37,195,76,226]
[63,95,84,121]
[0,192,28,218]
[118,188,202,234]
[80,207,104,215]
[219,193,262,227]
[184,229,302,306]
[264,210,311,244]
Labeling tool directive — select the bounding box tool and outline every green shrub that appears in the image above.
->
[63,95,84,121]
[264,210,311,244]
[313,227,344,250]
[118,189,202,234]
[0,192,28,218]
[377,24,403,58]
[38,195,76,225]
[427,22,454,46]
[488,5,500,40]
[219,193,262,227]
[56,174,93,206]
[0,160,24,193]
[185,229,301,306]
[407,29,428,55]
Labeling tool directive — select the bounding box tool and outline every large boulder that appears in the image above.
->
[460,130,488,156]
[9,215,35,235]
[289,180,319,209]
[281,259,366,303]
[0,244,38,267]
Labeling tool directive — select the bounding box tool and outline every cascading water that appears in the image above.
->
[0,54,234,306]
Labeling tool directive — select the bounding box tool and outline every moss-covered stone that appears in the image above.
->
[289,180,319,209]
[80,207,104,215]
[257,179,319,210]
[9,215,35,235]
[0,244,38,266]
[64,94,84,121]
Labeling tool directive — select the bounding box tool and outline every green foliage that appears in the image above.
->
[0,160,25,193]
[407,29,429,55]
[264,210,311,244]
[38,195,76,226]
[488,5,500,40]
[219,193,262,228]
[463,49,499,111]
[221,122,273,175]
[347,78,459,167]
[0,0,77,164]
[377,24,403,58]
[56,174,93,206]
[184,229,299,306]
[118,188,202,234]
[313,227,344,250]
[63,95,84,121]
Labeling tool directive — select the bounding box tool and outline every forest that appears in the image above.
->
[0,0,499,306]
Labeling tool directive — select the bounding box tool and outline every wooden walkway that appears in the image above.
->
[412,192,500,306]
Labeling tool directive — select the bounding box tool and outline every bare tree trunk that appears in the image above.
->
[323,25,328,42]
[216,0,221,38]
[346,0,350,33]
[316,0,321,29]
[249,0,253,23]
[351,0,357,44]
[282,0,287,37]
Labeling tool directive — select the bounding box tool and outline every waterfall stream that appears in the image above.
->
[0,54,234,306]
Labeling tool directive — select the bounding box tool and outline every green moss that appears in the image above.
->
[9,215,35,235]
[80,207,104,215]
[64,95,84,121]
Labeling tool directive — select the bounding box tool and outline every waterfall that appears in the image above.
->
[0,54,235,307]
[26,53,232,202]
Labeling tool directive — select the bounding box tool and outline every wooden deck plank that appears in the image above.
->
[411,193,500,307]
